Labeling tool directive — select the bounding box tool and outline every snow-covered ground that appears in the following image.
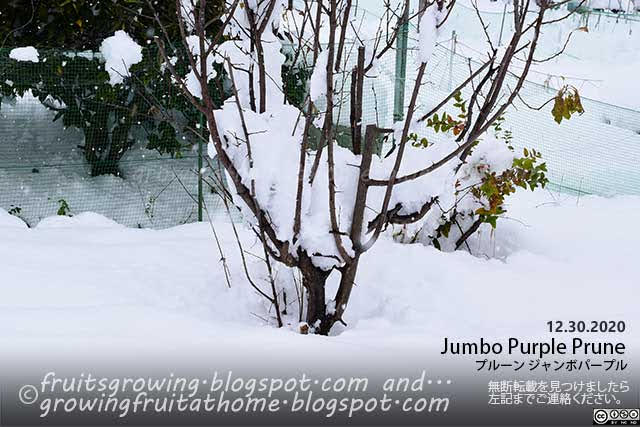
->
[1,190,637,358]
[0,3,638,403]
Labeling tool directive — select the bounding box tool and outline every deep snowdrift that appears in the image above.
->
[1,191,637,359]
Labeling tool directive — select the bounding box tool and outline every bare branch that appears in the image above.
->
[362,61,428,252]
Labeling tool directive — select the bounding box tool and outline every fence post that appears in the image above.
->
[448,30,457,91]
[393,5,409,123]
[498,3,507,46]
[198,113,204,222]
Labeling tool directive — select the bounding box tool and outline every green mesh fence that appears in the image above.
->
[316,33,640,197]
[1,28,638,229]
[399,41,640,196]
[0,48,230,228]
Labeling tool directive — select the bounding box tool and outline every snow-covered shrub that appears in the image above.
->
[393,93,549,251]
[146,0,583,335]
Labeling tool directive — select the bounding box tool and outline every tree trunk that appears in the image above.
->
[319,257,360,335]
[299,253,332,334]
[85,113,132,177]
[300,255,362,336]
[90,159,122,177]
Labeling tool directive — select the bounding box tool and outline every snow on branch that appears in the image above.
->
[147,0,574,334]
[100,31,143,85]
